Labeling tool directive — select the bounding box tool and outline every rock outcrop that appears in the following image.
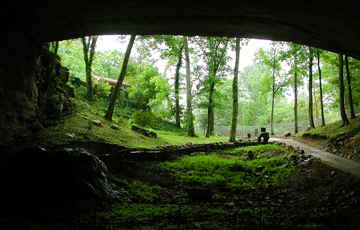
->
[0,44,72,145]
[0,146,119,217]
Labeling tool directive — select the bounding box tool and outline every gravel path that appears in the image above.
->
[270,137,360,178]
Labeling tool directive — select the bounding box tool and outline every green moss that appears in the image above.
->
[157,146,296,188]
[156,130,228,145]
[222,144,288,158]
[111,177,162,203]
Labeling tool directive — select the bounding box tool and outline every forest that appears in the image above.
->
[52,35,359,139]
[18,35,358,229]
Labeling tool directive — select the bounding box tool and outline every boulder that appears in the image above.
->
[92,120,102,126]
[111,124,120,130]
[131,125,157,138]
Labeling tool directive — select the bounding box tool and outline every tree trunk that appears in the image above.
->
[49,41,59,55]
[294,62,298,134]
[270,50,276,135]
[184,37,196,137]
[308,47,315,129]
[229,38,240,142]
[174,45,184,128]
[105,35,136,121]
[206,79,215,137]
[345,55,356,119]
[271,88,275,135]
[81,36,98,101]
[338,54,350,126]
[316,50,326,126]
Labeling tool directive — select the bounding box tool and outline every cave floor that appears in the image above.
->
[93,144,360,230]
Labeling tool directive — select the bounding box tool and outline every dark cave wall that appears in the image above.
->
[0,35,72,145]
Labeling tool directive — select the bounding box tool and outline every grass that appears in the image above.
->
[223,144,286,157]
[21,98,229,149]
[299,115,360,141]
[155,130,228,145]
[112,177,162,203]
[157,144,296,188]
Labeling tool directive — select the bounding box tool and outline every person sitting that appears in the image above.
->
[257,127,269,144]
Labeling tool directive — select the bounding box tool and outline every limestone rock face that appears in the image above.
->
[0,44,72,145]
[0,146,119,216]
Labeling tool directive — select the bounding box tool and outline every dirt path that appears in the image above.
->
[270,137,360,178]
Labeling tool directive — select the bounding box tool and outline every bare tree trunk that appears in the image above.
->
[294,62,298,134]
[105,35,136,121]
[271,88,275,135]
[184,37,196,137]
[49,41,59,55]
[229,38,240,142]
[338,54,350,126]
[314,87,319,126]
[345,55,356,119]
[174,45,184,128]
[308,47,315,129]
[81,36,98,101]
[270,49,276,135]
[316,49,326,126]
[206,80,215,137]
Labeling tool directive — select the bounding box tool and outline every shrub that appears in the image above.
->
[131,110,156,127]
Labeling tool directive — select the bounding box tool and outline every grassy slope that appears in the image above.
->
[300,116,360,141]
[296,115,360,161]
[27,98,227,149]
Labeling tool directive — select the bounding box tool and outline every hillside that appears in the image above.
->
[9,98,227,152]
[297,116,360,162]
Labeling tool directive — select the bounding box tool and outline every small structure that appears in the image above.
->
[93,75,130,87]
[257,127,269,144]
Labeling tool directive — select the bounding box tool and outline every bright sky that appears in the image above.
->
[96,35,271,74]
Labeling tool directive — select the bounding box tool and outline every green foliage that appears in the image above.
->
[131,110,157,127]
[58,39,85,80]
[126,64,171,112]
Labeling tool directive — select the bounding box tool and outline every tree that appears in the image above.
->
[338,54,350,126]
[277,43,307,134]
[81,36,98,100]
[196,37,230,137]
[105,35,136,121]
[138,35,187,128]
[345,55,356,119]
[49,41,59,55]
[174,43,184,128]
[316,49,326,126]
[308,47,315,129]
[184,37,196,136]
[256,42,285,135]
[229,38,240,142]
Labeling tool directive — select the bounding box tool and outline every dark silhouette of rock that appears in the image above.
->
[0,146,119,217]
